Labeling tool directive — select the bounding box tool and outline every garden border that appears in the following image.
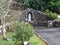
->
[34,31,51,45]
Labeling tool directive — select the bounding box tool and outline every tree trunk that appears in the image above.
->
[1,19,6,39]
[2,25,6,39]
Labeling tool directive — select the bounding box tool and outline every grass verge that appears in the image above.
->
[0,32,47,45]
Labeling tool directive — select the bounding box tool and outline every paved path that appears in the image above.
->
[35,28,60,45]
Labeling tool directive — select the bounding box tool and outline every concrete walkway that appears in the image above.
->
[35,28,60,45]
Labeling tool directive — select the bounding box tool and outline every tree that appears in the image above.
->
[0,0,12,39]
[17,0,60,12]
[10,21,34,45]
[44,10,57,20]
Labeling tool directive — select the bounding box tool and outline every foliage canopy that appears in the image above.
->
[16,0,60,12]
[44,10,57,20]
[10,21,34,43]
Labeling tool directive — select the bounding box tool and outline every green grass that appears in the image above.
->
[29,35,47,45]
[0,32,47,45]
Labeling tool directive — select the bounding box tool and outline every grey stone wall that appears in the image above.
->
[9,0,48,26]
[20,8,48,26]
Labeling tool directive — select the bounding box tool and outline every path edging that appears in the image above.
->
[34,31,51,45]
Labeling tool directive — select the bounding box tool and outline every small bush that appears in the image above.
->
[10,21,34,43]
[44,10,57,20]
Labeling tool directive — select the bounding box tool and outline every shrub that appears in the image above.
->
[44,10,57,20]
[10,21,34,43]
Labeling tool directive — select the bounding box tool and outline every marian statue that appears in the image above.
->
[27,12,32,22]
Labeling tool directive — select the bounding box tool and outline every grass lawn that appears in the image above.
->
[0,32,47,45]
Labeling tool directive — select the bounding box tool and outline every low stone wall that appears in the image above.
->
[53,21,60,27]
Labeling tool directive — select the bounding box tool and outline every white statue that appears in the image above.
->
[28,13,31,22]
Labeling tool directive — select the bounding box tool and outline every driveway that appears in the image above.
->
[35,28,60,45]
